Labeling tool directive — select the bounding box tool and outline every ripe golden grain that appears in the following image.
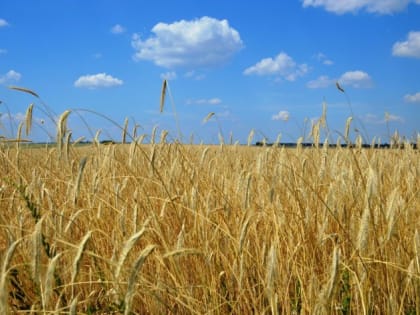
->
[0,120,418,313]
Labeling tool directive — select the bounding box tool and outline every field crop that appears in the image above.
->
[0,139,419,314]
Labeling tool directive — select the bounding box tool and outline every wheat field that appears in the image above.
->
[0,136,419,314]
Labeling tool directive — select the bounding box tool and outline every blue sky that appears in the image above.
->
[1,0,419,144]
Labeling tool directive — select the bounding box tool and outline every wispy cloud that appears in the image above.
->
[392,31,420,58]
[315,52,334,65]
[244,52,308,81]
[110,24,126,34]
[0,19,9,27]
[404,92,420,103]
[0,49,7,55]
[307,70,372,89]
[0,70,21,84]
[74,73,123,89]
[302,0,420,14]
[363,113,404,124]
[160,71,177,80]
[272,110,290,121]
[187,98,222,105]
[184,71,206,80]
[131,16,243,69]
[307,75,333,88]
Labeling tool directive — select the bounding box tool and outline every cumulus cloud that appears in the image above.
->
[111,24,126,34]
[392,31,420,58]
[404,92,420,103]
[74,73,123,89]
[302,0,419,14]
[132,16,243,69]
[0,19,9,27]
[272,110,290,121]
[187,98,222,105]
[339,70,372,88]
[244,52,308,81]
[0,70,22,84]
[307,70,372,89]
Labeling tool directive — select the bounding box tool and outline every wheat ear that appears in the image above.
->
[266,244,278,315]
[43,253,62,310]
[25,103,34,136]
[124,244,156,315]
[160,79,167,113]
[0,239,20,315]
[32,217,45,288]
[71,231,92,286]
[73,157,88,205]
[114,221,149,281]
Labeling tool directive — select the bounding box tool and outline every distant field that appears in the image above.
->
[0,142,419,314]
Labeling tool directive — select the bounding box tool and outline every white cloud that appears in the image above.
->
[307,75,334,88]
[392,31,420,58]
[404,92,420,103]
[302,0,419,14]
[131,16,243,69]
[187,98,222,105]
[184,71,206,80]
[160,71,177,80]
[111,24,126,34]
[74,73,123,89]
[272,110,290,121]
[315,52,334,65]
[338,70,372,88]
[307,70,372,89]
[363,113,404,124]
[386,114,404,123]
[0,70,22,84]
[244,52,308,81]
[0,19,9,27]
